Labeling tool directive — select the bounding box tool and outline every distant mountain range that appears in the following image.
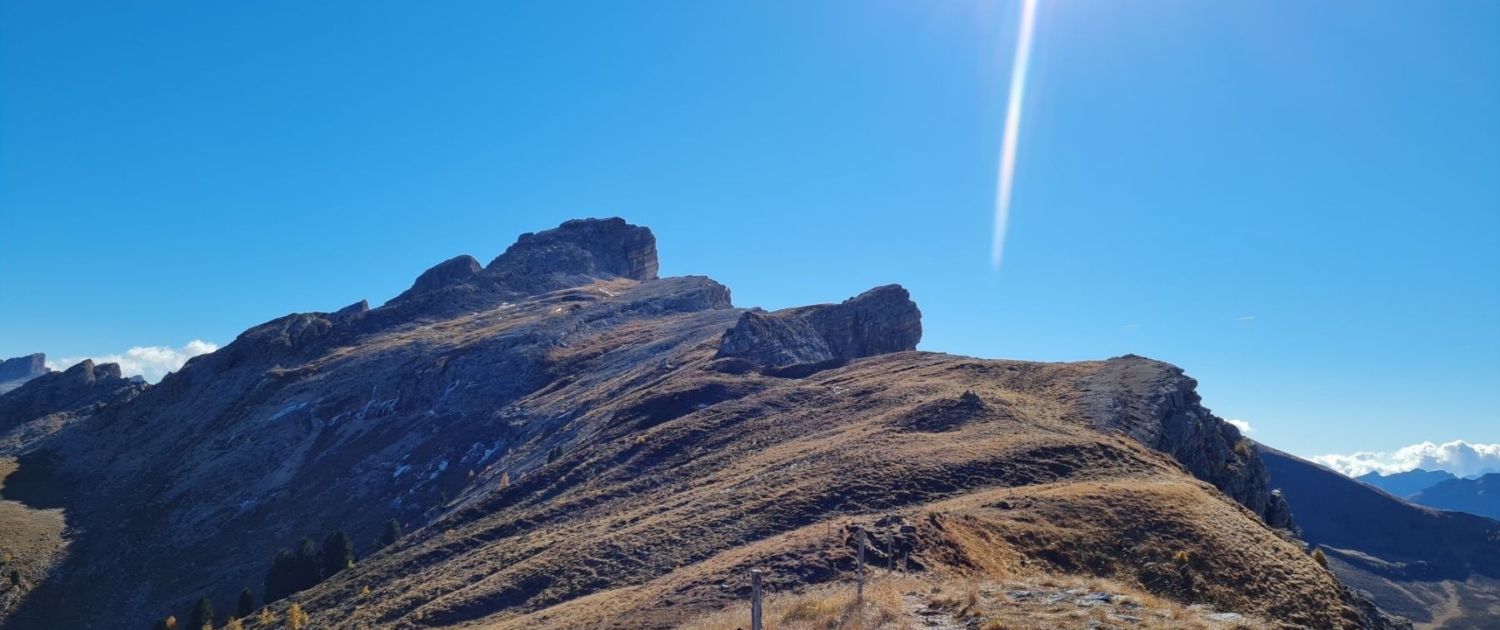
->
[1357,469,1457,498]
[1410,474,1500,520]
[1354,467,1499,522]
[1258,444,1500,629]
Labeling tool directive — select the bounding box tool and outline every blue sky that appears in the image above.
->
[1,1,1496,465]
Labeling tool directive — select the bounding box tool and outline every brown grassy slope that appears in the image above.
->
[0,459,66,618]
[268,352,1369,630]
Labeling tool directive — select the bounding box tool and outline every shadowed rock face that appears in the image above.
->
[393,255,483,303]
[716,284,922,368]
[0,360,145,435]
[486,217,659,294]
[0,354,48,394]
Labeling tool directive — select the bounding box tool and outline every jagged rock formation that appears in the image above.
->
[0,354,48,395]
[0,219,1404,630]
[334,299,370,315]
[716,284,921,369]
[1080,355,1297,533]
[0,360,144,435]
[485,217,659,292]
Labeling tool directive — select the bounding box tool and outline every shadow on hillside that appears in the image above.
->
[0,452,70,510]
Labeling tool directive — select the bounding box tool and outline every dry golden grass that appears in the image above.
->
[676,572,1274,630]
[215,290,1367,630]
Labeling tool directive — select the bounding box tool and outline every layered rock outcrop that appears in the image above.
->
[1081,355,1297,532]
[485,217,659,294]
[716,284,922,369]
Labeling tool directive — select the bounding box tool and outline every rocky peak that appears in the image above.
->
[716,284,922,368]
[389,218,659,307]
[392,255,483,303]
[335,299,371,315]
[485,218,659,293]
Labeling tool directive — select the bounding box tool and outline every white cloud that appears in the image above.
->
[1314,440,1500,478]
[1236,316,1255,321]
[48,340,218,383]
[1226,419,1254,433]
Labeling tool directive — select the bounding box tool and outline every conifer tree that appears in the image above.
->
[320,530,355,578]
[377,518,403,549]
[265,549,297,602]
[236,588,256,619]
[292,538,321,592]
[190,598,214,630]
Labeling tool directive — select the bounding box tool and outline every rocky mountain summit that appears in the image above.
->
[0,354,48,395]
[0,219,1409,630]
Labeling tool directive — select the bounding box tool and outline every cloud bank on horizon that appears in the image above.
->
[48,340,218,383]
[1314,440,1500,478]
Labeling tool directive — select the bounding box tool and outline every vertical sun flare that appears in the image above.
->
[991,0,1039,272]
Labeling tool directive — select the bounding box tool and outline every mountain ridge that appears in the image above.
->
[0,218,1406,629]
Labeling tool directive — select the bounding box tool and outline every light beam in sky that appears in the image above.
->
[991,0,1039,272]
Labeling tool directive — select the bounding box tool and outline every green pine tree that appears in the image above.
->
[236,588,256,619]
[320,530,355,578]
[189,598,214,630]
[377,518,403,549]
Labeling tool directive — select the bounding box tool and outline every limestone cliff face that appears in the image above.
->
[0,353,48,394]
[716,284,922,368]
[1080,355,1296,532]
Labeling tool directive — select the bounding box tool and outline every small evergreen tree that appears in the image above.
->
[1313,547,1329,568]
[547,446,563,463]
[265,549,297,602]
[236,588,256,619]
[292,538,321,591]
[377,518,403,549]
[320,530,355,578]
[190,598,214,630]
[257,607,274,625]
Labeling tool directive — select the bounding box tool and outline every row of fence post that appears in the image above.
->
[748,529,875,630]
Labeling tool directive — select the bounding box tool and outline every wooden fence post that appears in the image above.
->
[856,529,867,602]
[750,569,763,630]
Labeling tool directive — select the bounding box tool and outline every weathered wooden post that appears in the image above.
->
[750,569,763,630]
[856,529,867,602]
